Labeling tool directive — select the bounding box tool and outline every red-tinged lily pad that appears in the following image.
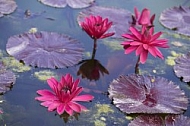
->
[174,52,190,82]
[77,6,132,38]
[0,62,16,94]
[108,74,188,114]
[128,115,164,126]
[165,115,190,126]
[0,0,17,18]
[38,0,94,8]
[6,31,84,69]
[159,6,190,36]
[128,114,190,126]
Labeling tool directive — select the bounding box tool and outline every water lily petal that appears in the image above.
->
[40,101,53,107]
[72,95,94,101]
[35,96,58,101]
[140,50,148,64]
[129,27,141,40]
[47,77,59,90]
[48,101,60,111]
[68,102,81,113]
[138,8,151,25]
[65,104,73,116]
[57,104,65,115]
[36,89,54,96]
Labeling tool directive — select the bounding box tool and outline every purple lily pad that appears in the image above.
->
[165,115,190,126]
[128,115,164,126]
[6,31,84,69]
[108,74,188,114]
[174,52,190,82]
[159,6,190,36]
[0,62,16,94]
[77,6,132,38]
[38,0,94,8]
[128,114,190,126]
[0,0,17,18]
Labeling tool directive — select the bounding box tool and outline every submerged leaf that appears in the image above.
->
[6,31,84,69]
[159,6,190,36]
[174,52,190,82]
[38,0,94,8]
[0,63,16,94]
[108,74,188,114]
[0,0,17,18]
[77,6,132,38]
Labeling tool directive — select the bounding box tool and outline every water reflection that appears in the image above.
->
[63,7,76,28]
[57,112,80,123]
[8,8,46,20]
[77,47,109,81]
[77,58,109,81]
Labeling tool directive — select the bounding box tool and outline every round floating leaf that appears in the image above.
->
[66,0,95,8]
[128,115,164,126]
[159,6,190,36]
[6,31,84,69]
[38,0,67,8]
[174,52,190,82]
[108,74,188,114]
[77,6,132,38]
[38,0,94,8]
[0,63,16,94]
[0,0,17,18]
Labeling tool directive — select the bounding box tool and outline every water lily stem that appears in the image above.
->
[91,39,97,59]
[135,56,140,74]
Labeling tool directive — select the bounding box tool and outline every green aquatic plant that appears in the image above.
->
[94,120,106,126]
[34,70,57,81]
[165,51,182,66]
[1,57,31,72]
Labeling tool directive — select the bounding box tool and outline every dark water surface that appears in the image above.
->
[0,0,190,126]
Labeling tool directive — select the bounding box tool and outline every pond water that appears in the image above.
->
[0,0,190,126]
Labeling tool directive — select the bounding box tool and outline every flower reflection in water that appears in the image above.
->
[77,58,109,81]
[77,38,109,81]
[57,112,80,123]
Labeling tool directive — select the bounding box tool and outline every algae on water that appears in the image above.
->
[34,70,57,81]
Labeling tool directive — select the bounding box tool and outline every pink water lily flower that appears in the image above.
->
[121,26,169,64]
[80,15,115,39]
[35,74,94,116]
[133,7,155,30]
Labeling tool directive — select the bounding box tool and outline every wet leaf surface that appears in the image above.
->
[6,31,84,69]
[38,0,94,8]
[165,114,190,126]
[174,52,190,82]
[128,115,164,126]
[0,62,16,94]
[0,0,17,18]
[108,74,188,114]
[159,6,190,36]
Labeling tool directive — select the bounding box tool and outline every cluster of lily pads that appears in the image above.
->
[0,0,190,125]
